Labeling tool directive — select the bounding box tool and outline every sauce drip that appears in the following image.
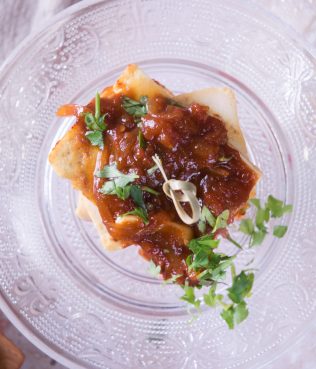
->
[70,94,257,283]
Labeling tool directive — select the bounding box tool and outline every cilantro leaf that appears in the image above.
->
[234,301,249,324]
[251,229,267,246]
[249,198,261,209]
[221,306,235,329]
[211,257,235,280]
[239,219,254,235]
[122,95,148,118]
[82,92,107,149]
[130,185,146,210]
[98,181,116,195]
[220,301,249,329]
[273,225,288,238]
[142,186,159,196]
[85,131,104,149]
[147,164,158,175]
[99,182,131,200]
[227,235,243,249]
[97,164,139,199]
[148,260,161,277]
[138,128,146,149]
[227,271,254,304]
[122,207,149,225]
[180,285,200,309]
[96,164,139,182]
[115,186,131,200]
[266,195,292,218]
[163,274,182,284]
[198,206,216,232]
[212,209,229,233]
[255,208,270,229]
[203,285,223,307]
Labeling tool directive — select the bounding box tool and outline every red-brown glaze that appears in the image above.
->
[60,94,257,283]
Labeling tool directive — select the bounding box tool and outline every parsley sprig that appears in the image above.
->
[82,92,107,149]
[122,95,148,118]
[149,195,292,329]
[239,195,292,246]
[96,163,158,224]
[122,95,148,148]
[96,164,139,199]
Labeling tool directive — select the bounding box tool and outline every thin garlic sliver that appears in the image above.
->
[152,154,201,225]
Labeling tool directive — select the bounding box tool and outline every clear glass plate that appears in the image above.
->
[0,0,315,368]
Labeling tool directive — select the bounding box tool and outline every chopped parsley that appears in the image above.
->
[122,207,149,225]
[165,195,292,329]
[147,164,158,175]
[240,196,292,246]
[142,186,159,196]
[198,206,216,232]
[148,260,161,277]
[82,92,107,149]
[122,95,148,121]
[180,284,201,309]
[96,163,139,199]
[138,127,146,149]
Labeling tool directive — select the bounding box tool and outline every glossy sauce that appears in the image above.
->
[70,94,257,283]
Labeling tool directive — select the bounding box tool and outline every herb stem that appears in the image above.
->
[95,92,101,120]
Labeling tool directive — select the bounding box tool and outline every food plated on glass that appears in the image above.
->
[49,64,292,328]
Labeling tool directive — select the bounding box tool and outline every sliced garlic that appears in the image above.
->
[152,154,201,225]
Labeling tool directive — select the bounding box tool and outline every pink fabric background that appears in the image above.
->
[0,0,315,368]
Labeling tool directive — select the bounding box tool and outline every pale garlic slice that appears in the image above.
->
[152,154,201,225]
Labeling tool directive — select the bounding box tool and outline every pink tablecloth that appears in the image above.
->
[0,1,315,368]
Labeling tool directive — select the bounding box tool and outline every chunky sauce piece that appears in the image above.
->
[71,94,257,283]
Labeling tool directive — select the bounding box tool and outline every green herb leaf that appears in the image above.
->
[251,229,267,246]
[188,235,219,254]
[138,128,146,149]
[122,207,149,225]
[273,225,288,238]
[227,235,243,249]
[147,164,158,175]
[97,164,139,199]
[221,306,235,329]
[142,186,159,196]
[198,206,216,232]
[180,285,200,309]
[203,285,223,307]
[239,219,254,235]
[99,182,131,200]
[96,164,138,189]
[255,208,270,229]
[249,198,261,209]
[148,260,161,277]
[95,92,101,120]
[220,301,249,329]
[163,274,182,284]
[266,195,292,218]
[130,185,146,210]
[212,209,229,233]
[85,131,104,149]
[115,186,131,200]
[211,257,235,280]
[82,92,107,149]
[96,164,138,181]
[227,271,254,304]
[122,95,148,118]
[233,301,249,324]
